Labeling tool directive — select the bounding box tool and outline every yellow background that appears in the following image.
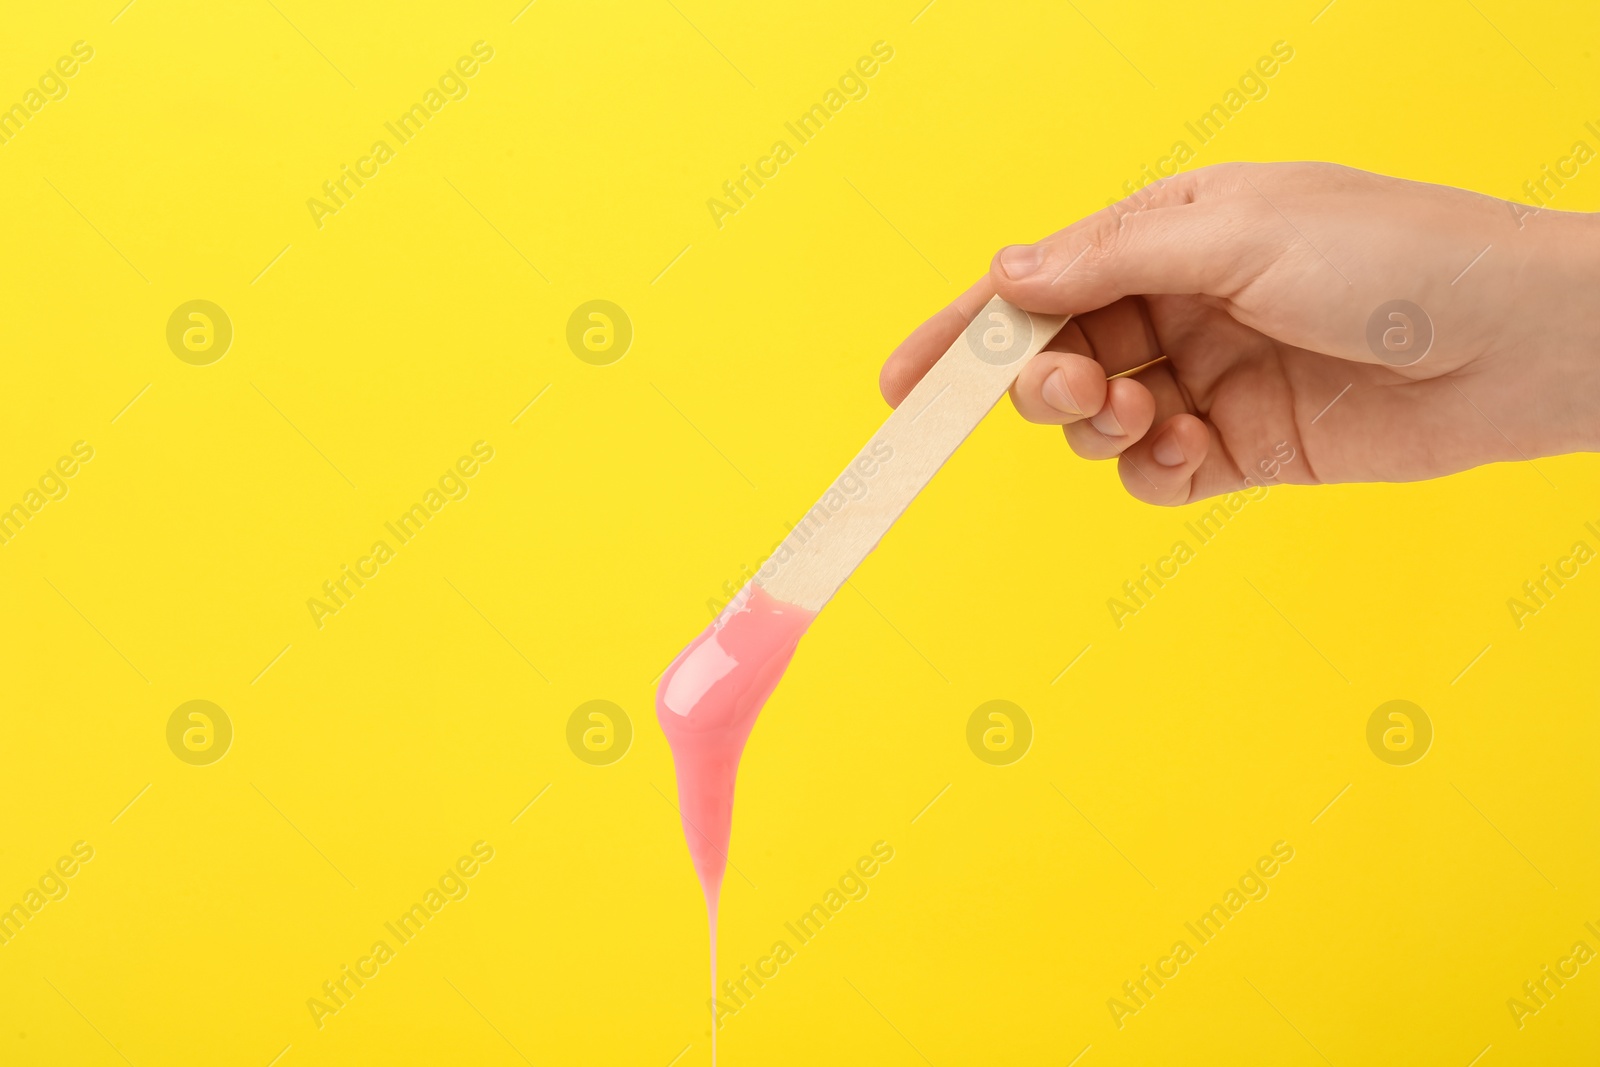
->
[2,0,1597,1063]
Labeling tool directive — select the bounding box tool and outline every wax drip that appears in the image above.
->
[656,584,816,1064]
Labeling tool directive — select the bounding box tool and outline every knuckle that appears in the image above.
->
[1043,216,1121,287]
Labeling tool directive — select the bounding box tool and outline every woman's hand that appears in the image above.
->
[880,162,1600,504]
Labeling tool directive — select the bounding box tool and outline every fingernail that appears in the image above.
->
[1090,405,1124,437]
[1042,368,1082,414]
[1152,430,1185,467]
[998,244,1041,279]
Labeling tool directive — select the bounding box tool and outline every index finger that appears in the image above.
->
[878,276,994,408]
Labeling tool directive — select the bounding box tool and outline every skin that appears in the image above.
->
[880,162,1600,505]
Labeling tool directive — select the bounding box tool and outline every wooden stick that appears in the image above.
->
[756,297,1068,611]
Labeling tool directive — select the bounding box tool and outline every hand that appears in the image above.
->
[880,162,1600,505]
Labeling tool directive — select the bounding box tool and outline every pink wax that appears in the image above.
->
[656,582,815,1051]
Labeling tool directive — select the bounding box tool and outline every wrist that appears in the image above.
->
[1510,210,1600,455]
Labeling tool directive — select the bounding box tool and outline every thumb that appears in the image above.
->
[989,200,1273,315]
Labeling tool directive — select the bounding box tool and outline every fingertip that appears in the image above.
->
[1097,377,1155,438]
[1150,425,1187,468]
[1062,377,1156,460]
[993,243,1042,282]
[987,243,1059,318]
[879,354,908,408]
[1159,413,1210,466]
[1010,351,1106,425]
[1119,414,1209,505]
[987,257,1038,310]
[879,329,937,407]
[880,277,996,408]
[1040,368,1080,415]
